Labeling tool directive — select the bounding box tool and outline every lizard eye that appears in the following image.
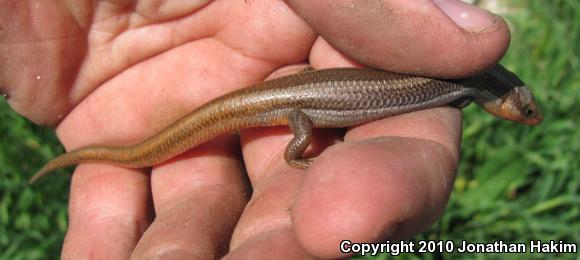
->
[523,104,535,118]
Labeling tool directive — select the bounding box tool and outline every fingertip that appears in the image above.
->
[63,165,152,259]
[133,138,248,259]
[288,0,511,77]
[293,137,457,258]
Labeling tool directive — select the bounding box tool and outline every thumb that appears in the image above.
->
[286,0,510,78]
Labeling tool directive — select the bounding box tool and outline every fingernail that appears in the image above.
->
[433,0,498,32]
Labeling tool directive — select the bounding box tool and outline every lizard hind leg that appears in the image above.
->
[284,109,314,169]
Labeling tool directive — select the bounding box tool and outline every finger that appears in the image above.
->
[226,158,318,258]
[131,137,249,259]
[62,165,152,259]
[224,227,317,260]
[293,108,461,258]
[286,0,510,77]
[230,65,342,257]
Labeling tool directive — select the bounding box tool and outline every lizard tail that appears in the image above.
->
[29,151,82,184]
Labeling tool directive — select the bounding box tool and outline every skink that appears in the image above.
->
[29,64,542,183]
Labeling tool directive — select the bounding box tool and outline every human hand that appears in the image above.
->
[1,0,509,258]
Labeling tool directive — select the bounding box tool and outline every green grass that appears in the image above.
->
[0,102,69,259]
[1,1,578,259]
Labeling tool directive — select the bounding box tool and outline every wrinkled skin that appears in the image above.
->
[0,0,509,258]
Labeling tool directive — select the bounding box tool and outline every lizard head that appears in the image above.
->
[481,86,543,126]
[465,64,543,126]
